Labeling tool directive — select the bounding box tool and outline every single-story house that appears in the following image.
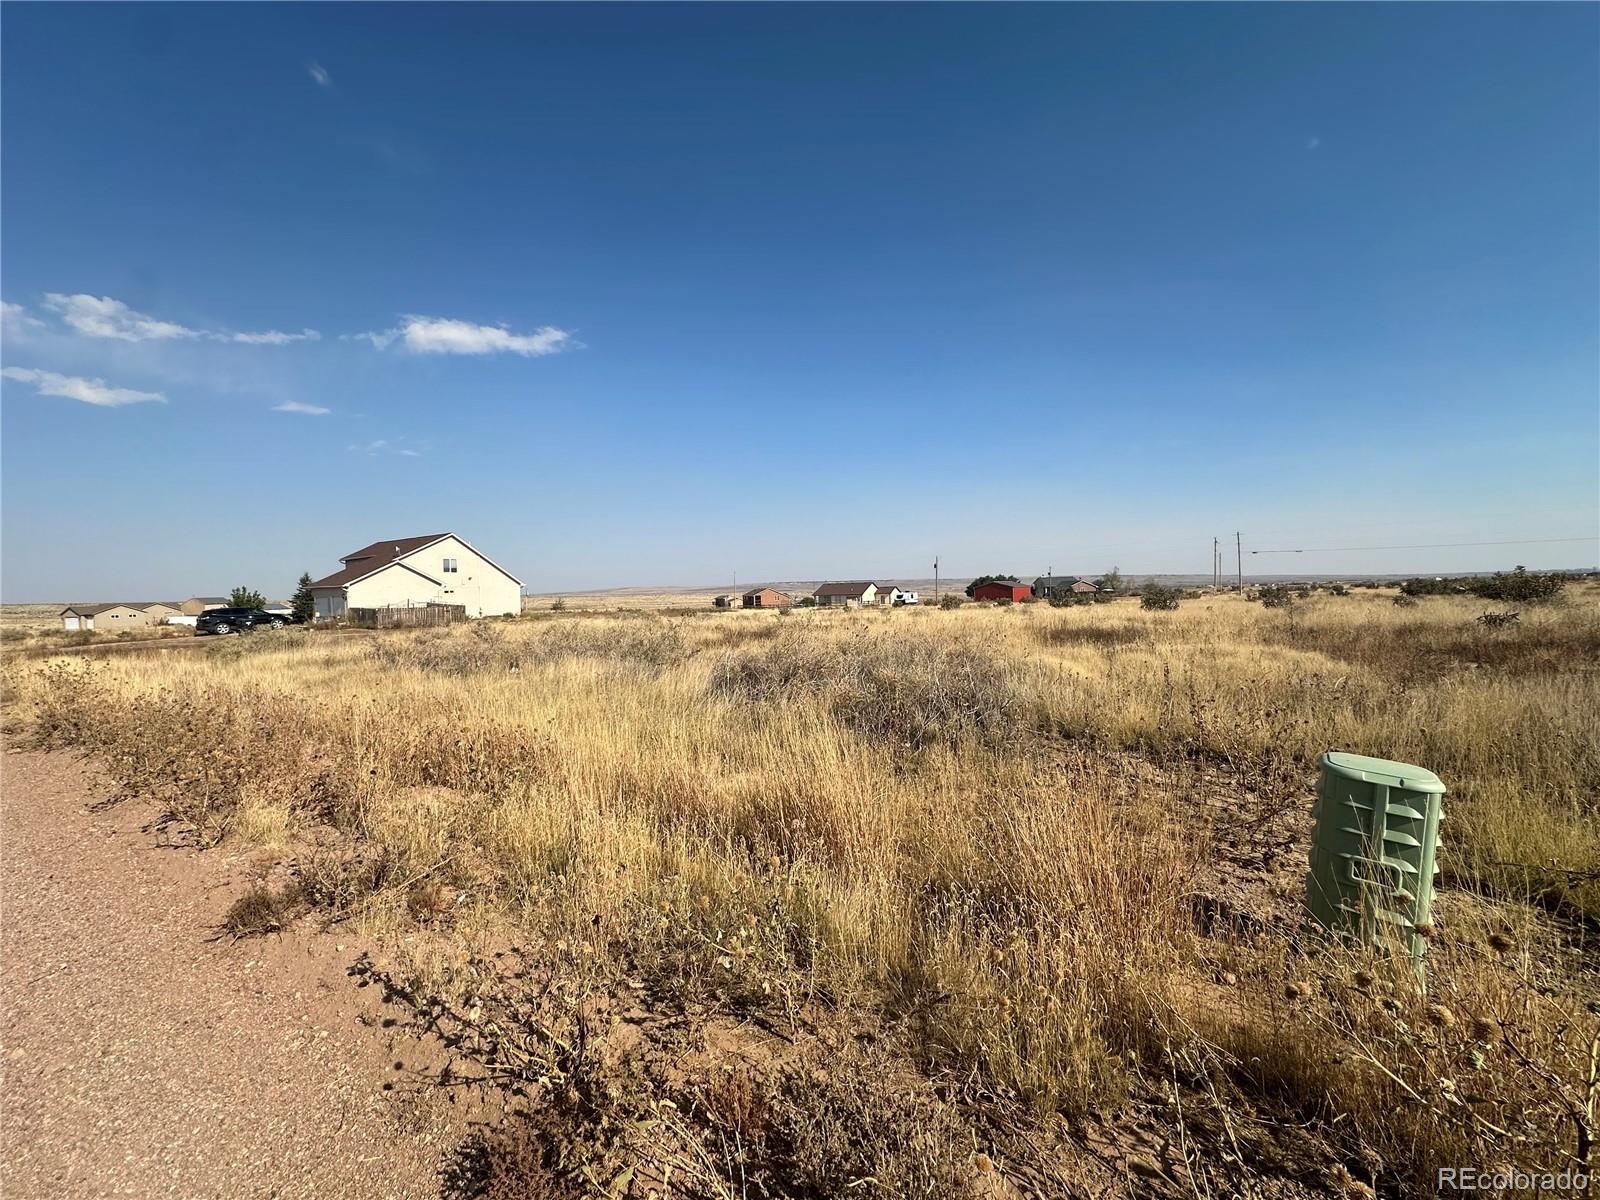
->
[60,603,159,631]
[876,586,904,606]
[814,581,878,608]
[180,596,229,615]
[972,580,1032,603]
[742,587,792,609]
[307,532,522,621]
[1032,576,1099,601]
[713,594,737,609]
[138,602,184,623]
[263,601,293,617]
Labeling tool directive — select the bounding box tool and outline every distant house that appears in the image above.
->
[713,594,737,609]
[972,580,1031,603]
[60,603,172,631]
[180,597,229,615]
[307,532,522,621]
[875,586,904,606]
[742,587,792,609]
[814,581,879,608]
[263,600,293,617]
[1032,576,1098,601]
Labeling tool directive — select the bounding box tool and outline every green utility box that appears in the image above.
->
[1305,751,1445,966]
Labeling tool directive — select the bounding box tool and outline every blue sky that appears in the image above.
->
[2,3,1595,600]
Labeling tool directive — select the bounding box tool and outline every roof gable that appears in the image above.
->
[309,532,523,590]
[814,581,876,597]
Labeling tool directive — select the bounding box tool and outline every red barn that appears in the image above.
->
[972,580,1031,603]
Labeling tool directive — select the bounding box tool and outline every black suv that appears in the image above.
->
[195,608,289,636]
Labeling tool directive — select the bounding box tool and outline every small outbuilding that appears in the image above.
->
[972,580,1031,603]
[742,587,792,609]
[180,597,229,615]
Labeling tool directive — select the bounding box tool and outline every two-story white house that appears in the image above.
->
[307,532,523,621]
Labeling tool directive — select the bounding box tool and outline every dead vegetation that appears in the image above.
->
[6,585,1598,1197]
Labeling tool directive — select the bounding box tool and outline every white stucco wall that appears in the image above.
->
[393,535,522,618]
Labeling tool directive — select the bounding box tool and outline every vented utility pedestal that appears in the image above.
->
[1305,751,1445,967]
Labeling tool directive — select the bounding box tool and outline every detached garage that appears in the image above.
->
[60,604,149,631]
[971,580,1032,603]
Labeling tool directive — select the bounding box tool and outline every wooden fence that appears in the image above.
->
[347,603,467,629]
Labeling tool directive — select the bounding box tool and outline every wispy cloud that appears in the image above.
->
[41,293,319,345]
[1,301,44,339]
[1,366,166,407]
[1306,136,1321,151]
[307,60,333,88]
[227,328,320,345]
[45,293,197,341]
[349,438,423,457]
[355,315,574,357]
[273,399,331,415]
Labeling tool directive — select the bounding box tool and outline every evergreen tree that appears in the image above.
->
[229,586,267,609]
[290,573,315,623]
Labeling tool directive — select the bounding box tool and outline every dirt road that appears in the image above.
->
[0,751,467,1199]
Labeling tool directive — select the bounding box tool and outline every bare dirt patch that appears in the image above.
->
[0,750,484,1200]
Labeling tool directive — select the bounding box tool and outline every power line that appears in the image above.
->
[1248,536,1595,556]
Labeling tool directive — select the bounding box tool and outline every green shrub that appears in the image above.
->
[1400,577,1456,597]
[1140,584,1182,612]
[1257,584,1294,609]
[1465,567,1566,604]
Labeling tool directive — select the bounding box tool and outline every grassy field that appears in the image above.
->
[5,586,1597,1197]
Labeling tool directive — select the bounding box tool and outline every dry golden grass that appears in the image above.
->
[6,586,1597,1196]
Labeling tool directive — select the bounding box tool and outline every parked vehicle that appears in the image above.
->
[195,607,288,636]
[896,591,920,605]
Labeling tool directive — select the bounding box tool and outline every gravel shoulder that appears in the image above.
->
[0,749,469,1200]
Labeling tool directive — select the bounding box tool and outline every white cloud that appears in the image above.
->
[273,399,330,415]
[1,301,44,339]
[349,438,423,457]
[1,366,166,407]
[45,293,198,341]
[41,292,320,345]
[358,315,574,357]
[229,328,321,345]
[307,60,333,88]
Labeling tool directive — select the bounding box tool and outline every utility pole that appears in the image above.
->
[934,557,940,604]
[1212,537,1218,590]
[1236,532,1243,591]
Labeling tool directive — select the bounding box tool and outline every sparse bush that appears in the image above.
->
[1140,584,1182,611]
[1466,566,1566,603]
[796,595,817,608]
[1257,584,1294,608]
[222,882,305,937]
[709,631,1028,750]
[1400,577,1456,597]
[938,594,962,610]
[549,598,566,612]
[1328,582,1349,596]
[1393,593,1418,608]
[1476,610,1521,628]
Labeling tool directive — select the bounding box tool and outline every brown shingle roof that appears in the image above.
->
[814,581,876,598]
[308,533,451,589]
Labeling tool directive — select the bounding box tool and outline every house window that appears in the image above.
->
[443,558,458,573]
